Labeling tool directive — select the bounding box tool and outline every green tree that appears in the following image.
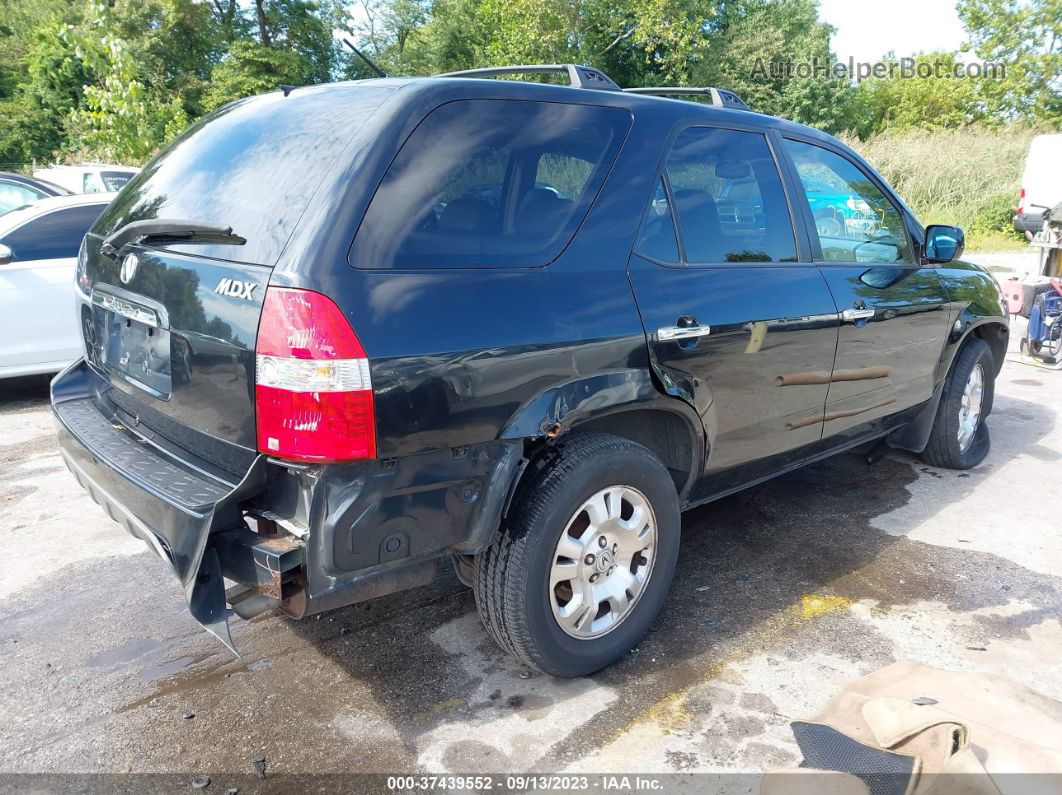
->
[0,20,93,164]
[64,3,189,162]
[202,40,315,109]
[850,52,986,138]
[110,0,227,118]
[0,0,80,99]
[958,0,1061,124]
[202,0,346,109]
[694,0,853,132]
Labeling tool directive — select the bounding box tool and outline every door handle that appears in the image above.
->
[841,307,876,323]
[658,324,711,341]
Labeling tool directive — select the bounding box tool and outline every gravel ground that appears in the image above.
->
[1,329,1059,786]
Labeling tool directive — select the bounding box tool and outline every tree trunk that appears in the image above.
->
[255,0,272,46]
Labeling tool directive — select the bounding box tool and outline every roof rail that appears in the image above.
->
[623,87,749,111]
[435,64,621,91]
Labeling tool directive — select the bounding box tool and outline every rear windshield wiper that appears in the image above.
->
[101,219,246,259]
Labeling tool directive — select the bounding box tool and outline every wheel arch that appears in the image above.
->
[966,320,1008,377]
[499,370,705,503]
[889,318,1005,455]
[939,317,1008,383]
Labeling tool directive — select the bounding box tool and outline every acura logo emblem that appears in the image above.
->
[119,253,138,284]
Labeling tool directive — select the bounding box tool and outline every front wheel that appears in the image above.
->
[472,433,680,677]
[921,338,995,469]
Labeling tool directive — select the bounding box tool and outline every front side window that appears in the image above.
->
[0,204,105,262]
[664,127,796,264]
[784,139,913,264]
[349,100,632,269]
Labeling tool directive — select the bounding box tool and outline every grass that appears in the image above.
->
[840,125,1043,252]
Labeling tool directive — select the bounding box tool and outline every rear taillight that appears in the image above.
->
[1018,187,1025,215]
[254,287,375,462]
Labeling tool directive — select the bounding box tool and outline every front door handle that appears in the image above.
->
[658,323,711,341]
[841,307,876,323]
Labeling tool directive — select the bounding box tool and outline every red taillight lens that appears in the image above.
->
[1018,187,1025,215]
[255,287,375,462]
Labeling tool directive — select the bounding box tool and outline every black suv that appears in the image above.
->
[52,65,1008,677]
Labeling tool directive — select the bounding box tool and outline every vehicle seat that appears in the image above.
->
[673,189,725,262]
[517,188,573,236]
[438,197,497,232]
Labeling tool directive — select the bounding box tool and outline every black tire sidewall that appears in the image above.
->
[516,444,680,677]
[935,339,994,468]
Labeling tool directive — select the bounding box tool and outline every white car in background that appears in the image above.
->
[32,164,138,195]
[0,193,116,378]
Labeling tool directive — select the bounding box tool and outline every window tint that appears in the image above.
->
[635,179,679,262]
[0,180,44,214]
[664,128,796,264]
[1,204,105,262]
[350,100,631,269]
[784,139,912,264]
[94,85,392,266]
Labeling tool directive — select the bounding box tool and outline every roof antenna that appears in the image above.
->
[343,38,387,78]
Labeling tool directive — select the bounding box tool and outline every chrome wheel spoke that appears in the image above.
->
[956,364,985,452]
[555,533,585,563]
[549,558,579,588]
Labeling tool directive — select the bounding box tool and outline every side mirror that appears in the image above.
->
[924,224,965,263]
[0,243,11,265]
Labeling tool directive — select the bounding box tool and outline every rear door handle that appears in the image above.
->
[841,307,876,323]
[658,324,711,341]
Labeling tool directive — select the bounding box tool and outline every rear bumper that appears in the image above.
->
[1014,212,1044,234]
[51,359,265,650]
[51,359,525,649]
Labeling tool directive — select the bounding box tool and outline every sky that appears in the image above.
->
[818,0,969,63]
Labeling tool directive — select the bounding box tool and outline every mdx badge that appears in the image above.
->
[215,278,257,300]
[119,253,138,284]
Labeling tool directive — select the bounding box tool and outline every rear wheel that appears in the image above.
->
[472,433,680,677]
[921,338,994,469]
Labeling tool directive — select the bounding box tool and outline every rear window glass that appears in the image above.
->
[349,99,631,269]
[99,171,135,192]
[93,86,392,266]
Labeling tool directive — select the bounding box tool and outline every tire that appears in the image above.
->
[921,338,994,469]
[471,432,681,677]
[1048,323,1062,359]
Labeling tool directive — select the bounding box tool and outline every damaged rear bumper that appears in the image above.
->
[51,359,270,651]
[50,359,525,652]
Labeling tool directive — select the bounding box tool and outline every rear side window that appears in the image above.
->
[635,179,680,262]
[94,86,392,266]
[665,127,796,264]
[1,204,105,262]
[349,100,631,269]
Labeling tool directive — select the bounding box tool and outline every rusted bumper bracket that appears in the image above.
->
[211,526,304,611]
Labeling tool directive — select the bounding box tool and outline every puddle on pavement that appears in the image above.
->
[115,654,270,714]
[85,637,163,668]
[132,655,197,686]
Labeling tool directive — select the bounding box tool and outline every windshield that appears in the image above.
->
[92,84,393,266]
